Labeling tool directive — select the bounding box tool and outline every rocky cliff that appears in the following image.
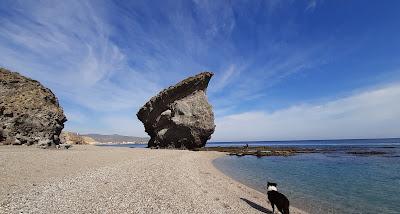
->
[0,68,66,148]
[137,72,215,149]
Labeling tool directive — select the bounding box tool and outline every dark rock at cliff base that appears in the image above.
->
[137,72,215,149]
[0,68,66,148]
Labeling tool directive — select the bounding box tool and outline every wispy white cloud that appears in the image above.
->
[0,0,164,137]
[305,0,318,11]
[1,0,393,141]
[0,0,160,111]
[0,0,326,119]
[192,0,236,37]
[64,110,88,124]
[213,83,400,141]
[209,43,330,116]
[209,64,242,92]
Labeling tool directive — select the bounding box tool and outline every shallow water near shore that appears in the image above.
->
[213,139,400,214]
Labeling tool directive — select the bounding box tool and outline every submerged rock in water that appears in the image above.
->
[137,72,215,149]
[0,68,67,148]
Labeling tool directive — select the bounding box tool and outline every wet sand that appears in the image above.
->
[0,145,306,213]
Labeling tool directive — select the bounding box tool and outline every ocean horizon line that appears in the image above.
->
[209,137,400,144]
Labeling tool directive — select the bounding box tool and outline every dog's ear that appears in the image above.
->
[270,182,277,186]
[267,182,271,186]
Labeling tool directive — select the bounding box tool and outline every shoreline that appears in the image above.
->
[0,145,307,213]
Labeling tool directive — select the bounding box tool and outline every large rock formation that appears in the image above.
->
[137,72,215,149]
[0,68,67,148]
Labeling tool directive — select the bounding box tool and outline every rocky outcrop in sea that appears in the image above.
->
[137,72,215,149]
[0,68,66,148]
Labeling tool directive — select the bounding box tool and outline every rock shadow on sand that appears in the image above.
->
[240,198,272,214]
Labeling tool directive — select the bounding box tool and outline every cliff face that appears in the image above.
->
[137,72,215,149]
[0,68,66,148]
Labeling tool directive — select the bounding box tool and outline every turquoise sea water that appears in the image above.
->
[98,139,400,213]
[212,139,400,214]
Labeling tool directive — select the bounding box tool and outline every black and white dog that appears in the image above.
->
[266,182,290,214]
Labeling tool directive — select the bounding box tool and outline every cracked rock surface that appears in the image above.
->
[137,72,215,149]
[0,68,66,148]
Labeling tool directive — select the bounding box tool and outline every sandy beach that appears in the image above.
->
[0,145,306,214]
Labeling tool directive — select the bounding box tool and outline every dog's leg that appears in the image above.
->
[283,207,289,214]
[271,203,275,214]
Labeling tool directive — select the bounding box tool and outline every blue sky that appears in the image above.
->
[1,0,400,141]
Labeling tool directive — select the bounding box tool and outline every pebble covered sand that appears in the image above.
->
[0,145,307,214]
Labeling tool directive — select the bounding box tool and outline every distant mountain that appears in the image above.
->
[82,134,149,144]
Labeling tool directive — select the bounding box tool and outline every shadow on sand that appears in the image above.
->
[240,198,272,214]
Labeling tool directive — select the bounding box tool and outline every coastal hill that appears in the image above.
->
[83,134,149,144]
[60,132,96,145]
[61,131,148,145]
